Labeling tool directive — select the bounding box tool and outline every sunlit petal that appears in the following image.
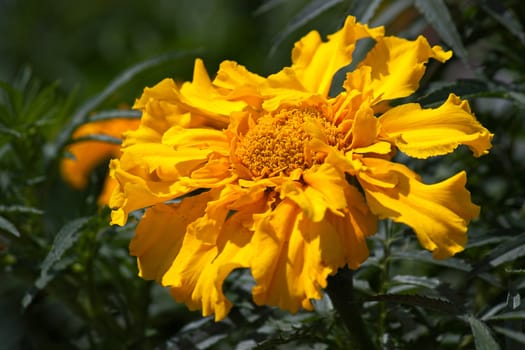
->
[379,93,493,158]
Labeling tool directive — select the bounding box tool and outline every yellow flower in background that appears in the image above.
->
[109,16,492,321]
[61,118,140,206]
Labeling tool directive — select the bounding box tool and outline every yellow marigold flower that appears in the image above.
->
[109,16,493,321]
[61,118,140,206]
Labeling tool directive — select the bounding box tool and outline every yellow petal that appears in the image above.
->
[175,59,247,124]
[250,199,336,312]
[162,187,268,321]
[379,94,493,158]
[161,126,229,155]
[261,68,322,112]
[291,16,384,96]
[250,189,376,312]
[109,157,194,226]
[358,35,452,102]
[358,158,479,259]
[295,163,350,219]
[213,60,265,106]
[349,104,379,149]
[331,183,377,269]
[130,196,210,282]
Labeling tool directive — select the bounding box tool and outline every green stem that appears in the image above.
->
[326,267,376,350]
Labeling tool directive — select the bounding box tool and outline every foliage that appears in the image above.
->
[1,0,524,349]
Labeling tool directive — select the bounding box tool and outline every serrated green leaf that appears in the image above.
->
[414,0,467,60]
[477,0,525,45]
[392,251,501,287]
[368,293,460,314]
[0,216,20,237]
[487,311,525,321]
[416,79,503,106]
[493,326,525,345]
[416,79,498,107]
[22,217,90,309]
[462,315,501,350]
[269,0,344,56]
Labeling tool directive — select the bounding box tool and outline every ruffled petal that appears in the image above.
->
[358,158,479,259]
[109,158,195,226]
[250,199,336,312]
[291,16,384,97]
[174,59,247,125]
[250,186,376,312]
[280,164,349,221]
[162,187,269,321]
[213,60,265,106]
[331,183,377,269]
[130,196,210,282]
[379,94,493,158]
[358,35,452,102]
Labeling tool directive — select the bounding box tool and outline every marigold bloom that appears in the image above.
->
[61,118,140,205]
[109,16,492,320]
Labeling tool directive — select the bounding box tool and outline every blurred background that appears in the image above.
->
[0,0,352,102]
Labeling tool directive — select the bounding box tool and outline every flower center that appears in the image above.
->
[235,106,342,177]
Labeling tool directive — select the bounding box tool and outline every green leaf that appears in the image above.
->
[87,109,141,122]
[21,217,91,309]
[0,216,20,237]
[269,0,344,56]
[392,251,501,287]
[416,79,500,107]
[367,293,460,314]
[486,311,525,321]
[369,0,412,27]
[462,315,501,350]
[0,205,44,215]
[477,0,525,46]
[253,0,288,16]
[467,235,510,249]
[348,0,384,23]
[391,275,441,290]
[414,0,468,60]
[471,233,525,275]
[67,133,122,146]
[0,80,23,121]
[493,326,525,345]
[0,125,21,138]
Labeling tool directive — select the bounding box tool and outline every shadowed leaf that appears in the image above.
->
[22,217,91,309]
[269,0,344,56]
[414,0,468,60]
[0,216,20,237]
[462,315,501,350]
